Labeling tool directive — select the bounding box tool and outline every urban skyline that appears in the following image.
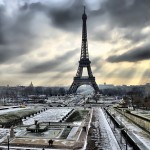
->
[0,0,149,86]
[0,1,149,149]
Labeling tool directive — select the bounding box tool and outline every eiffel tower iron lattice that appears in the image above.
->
[69,7,99,94]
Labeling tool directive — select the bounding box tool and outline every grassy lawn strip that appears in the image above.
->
[60,127,72,139]
[66,110,89,122]
[0,108,41,124]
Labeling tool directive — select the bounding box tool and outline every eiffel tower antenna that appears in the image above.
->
[69,7,99,94]
[84,5,85,14]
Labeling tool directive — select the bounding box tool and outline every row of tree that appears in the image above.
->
[99,86,150,110]
[0,85,149,109]
[0,86,67,98]
[123,90,150,110]
[23,86,67,96]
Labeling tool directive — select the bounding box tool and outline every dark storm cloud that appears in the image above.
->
[0,0,150,65]
[92,27,149,45]
[0,46,27,63]
[19,0,83,31]
[91,56,104,73]
[45,0,83,31]
[91,29,112,42]
[50,66,74,80]
[107,44,150,62]
[0,6,6,45]
[0,4,41,64]
[102,0,150,28]
[105,67,136,78]
[23,48,78,74]
[23,0,103,32]
[90,0,150,45]
[123,29,148,44]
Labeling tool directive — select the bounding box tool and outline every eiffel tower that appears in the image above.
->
[69,7,99,94]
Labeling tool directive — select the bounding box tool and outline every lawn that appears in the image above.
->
[66,110,89,122]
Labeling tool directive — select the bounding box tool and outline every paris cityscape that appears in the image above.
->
[0,0,150,150]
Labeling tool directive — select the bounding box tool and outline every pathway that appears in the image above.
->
[86,108,120,150]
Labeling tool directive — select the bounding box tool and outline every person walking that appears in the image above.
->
[48,139,53,147]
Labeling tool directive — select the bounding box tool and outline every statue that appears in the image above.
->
[10,126,14,138]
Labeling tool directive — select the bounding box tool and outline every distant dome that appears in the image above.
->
[29,82,33,87]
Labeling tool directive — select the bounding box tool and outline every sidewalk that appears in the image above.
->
[86,108,121,150]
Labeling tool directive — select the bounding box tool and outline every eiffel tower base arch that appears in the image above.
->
[69,77,99,94]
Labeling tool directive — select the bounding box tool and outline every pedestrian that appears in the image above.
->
[48,139,53,147]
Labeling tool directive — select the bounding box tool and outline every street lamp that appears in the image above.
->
[120,128,123,144]
[120,117,124,145]
[125,128,128,150]
[7,135,9,150]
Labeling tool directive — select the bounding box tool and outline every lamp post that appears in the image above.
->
[84,97,86,110]
[125,128,128,150]
[7,135,9,150]
[120,128,123,144]
[120,116,125,146]
[120,117,123,144]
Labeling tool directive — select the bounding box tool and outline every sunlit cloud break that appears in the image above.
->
[0,0,149,86]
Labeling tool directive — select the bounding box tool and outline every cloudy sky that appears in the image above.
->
[0,0,149,86]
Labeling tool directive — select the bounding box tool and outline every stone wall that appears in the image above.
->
[116,109,150,133]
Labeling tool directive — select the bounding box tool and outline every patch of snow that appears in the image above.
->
[94,108,121,150]
[73,122,82,126]
[0,107,28,115]
[0,128,9,143]
[67,127,79,140]
[23,108,72,125]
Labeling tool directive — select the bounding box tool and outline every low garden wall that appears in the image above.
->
[115,108,150,133]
